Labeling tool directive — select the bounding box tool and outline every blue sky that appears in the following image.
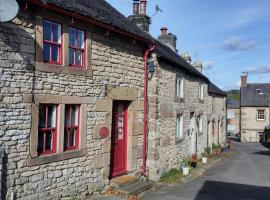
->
[106,0,270,90]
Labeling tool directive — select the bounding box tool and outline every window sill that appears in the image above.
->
[35,62,92,77]
[175,137,184,145]
[27,148,87,167]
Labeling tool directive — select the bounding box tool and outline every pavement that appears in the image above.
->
[142,141,270,200]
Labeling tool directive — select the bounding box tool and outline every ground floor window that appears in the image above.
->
[176,114,183,140]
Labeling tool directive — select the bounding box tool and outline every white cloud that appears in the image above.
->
[202,60,214,70]
[246,66,270,74]
[224,36,255,51]
[236,80,241,87]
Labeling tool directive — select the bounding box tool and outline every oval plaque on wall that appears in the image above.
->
[99,127,109,138]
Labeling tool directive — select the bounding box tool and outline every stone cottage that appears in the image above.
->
[240,73,270,143]
[207,82,227,147]
[227,99,240,135]
[0,0,157,199]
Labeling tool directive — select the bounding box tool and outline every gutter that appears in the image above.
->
[142,44,156,176]
[24,0,152,44]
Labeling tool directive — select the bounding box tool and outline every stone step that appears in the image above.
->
[118,180,151,195]
[110,175,139,189]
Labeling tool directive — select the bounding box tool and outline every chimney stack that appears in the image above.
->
[193,60,203,72]
[181,52,191,63]
[241,72,248,87]
[140,0,147,15]
[158,27,178,52]
[128,0,151,32]
[133,0,139,15]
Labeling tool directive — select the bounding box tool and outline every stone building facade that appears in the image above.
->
[0,0,154,199]
[207,83,227,147]
[227,100,240,135]
[146,30,210,181]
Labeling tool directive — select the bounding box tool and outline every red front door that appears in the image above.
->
[110,101,128,177]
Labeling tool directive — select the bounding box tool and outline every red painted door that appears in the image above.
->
[110,101,128,177]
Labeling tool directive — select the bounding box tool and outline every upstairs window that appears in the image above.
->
[43,20,62,64]
[176,114,183,140]
[199,84,204,100]
[69,28,85,68]
[64,105,80,151]
[176,74,184,98]
[257,109,265,120]
[38,104,58,155]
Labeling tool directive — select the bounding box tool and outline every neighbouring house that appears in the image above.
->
[0,0,156,199]
[227,99,240,135]
[207,82,227,147]
[240,73,270,143]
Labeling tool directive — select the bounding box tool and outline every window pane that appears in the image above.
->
[43,20,51,41]
[38,130,44,152]
[47,105,56,128]
[69,28,76,47]
[69,48,75,65]
[69,128,75,146]
[176,116,180,138]
[51,45,59,62]
[77,30,85,48]
[65,106,71,126]
[64,128,69,149]
[71,106,79,126]
[75,50,82,66]
[43,43,50,63]
[45,131,52,150]
[52,23,61,43]
[39,105,46,128]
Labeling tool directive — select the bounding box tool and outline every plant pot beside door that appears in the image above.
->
[182,166,190,176]
[201,152,208,164]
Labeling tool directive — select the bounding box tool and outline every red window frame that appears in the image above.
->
[38,104,58,156]
[64,105,80,151]
[43,19,62,65]
[68,27,86,68]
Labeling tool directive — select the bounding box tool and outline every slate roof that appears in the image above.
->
[227,99,240,109]
[32,0,153,42]
[208,82,227,96]
[155,40,209,81]
[241,83,270,107]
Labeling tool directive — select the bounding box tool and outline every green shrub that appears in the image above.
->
[160,168,183,184]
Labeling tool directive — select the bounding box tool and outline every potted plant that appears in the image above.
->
[201,152,208,164]
[180,158,190,176]
[189,154,198,168]
[212,143,221,155]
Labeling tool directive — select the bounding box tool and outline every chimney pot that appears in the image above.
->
[140,0,147,15]
[193,60,203,72]
[160,27,168,36]
[133,0,139,15]
[181,52,192,63]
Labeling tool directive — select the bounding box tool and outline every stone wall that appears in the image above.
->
[227,108,240,134]
[241,107,269,143]
[0,7,146,199]
[147,58,209,181]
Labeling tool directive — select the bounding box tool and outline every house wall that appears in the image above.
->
[207,94,226,148]
[241,107,269,143]
[227,108,240,134]
[0,8,146,199]
[147,58,208,181]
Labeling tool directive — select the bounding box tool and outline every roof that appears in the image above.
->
[227,99,240,109]
[155,40,209,81]
[208,82,227,96]
[28,0,152,42]
[241,83,270,107]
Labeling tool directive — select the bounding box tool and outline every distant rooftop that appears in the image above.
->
[227,99,240,109]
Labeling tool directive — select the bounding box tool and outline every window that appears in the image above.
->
[38,104,58,155]
[227,125,235,131]
[64,105,80,151]
[176,74,184,98]
[198,114,203,133]
[199,84,204,100]
[43,20,62,64]
[227,111,235,119]
[257,109,265,120]
[69,28,85,68]
[176,114,183,140]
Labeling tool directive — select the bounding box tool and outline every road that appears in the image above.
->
[142,141,270,200]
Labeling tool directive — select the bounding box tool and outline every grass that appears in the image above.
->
[160,168,183,184]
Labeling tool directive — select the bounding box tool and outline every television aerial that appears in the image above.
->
[0,0,19,23]
[151,4,163,19]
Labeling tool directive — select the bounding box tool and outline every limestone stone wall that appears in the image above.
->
[147,58,209,181]
[241,107,269,143]
[207,95,227,147]
[0,7,145,200]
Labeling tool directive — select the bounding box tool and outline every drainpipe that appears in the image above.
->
[142,43,156,176]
